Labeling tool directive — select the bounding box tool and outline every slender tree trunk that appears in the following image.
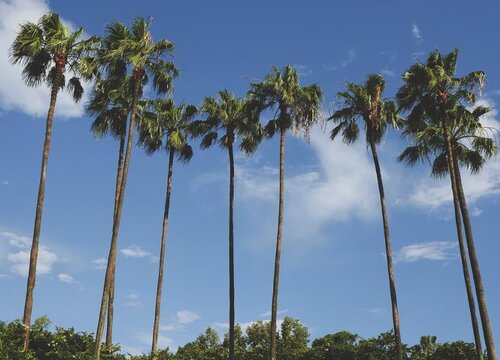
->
[443,143,483,360]
[94,79,141,360]
[228,140,235,360]
[23,65,63,350]
[105,130,126,347]
[151,149,175,357]
[270,128,286,360]
[450,144,497,360]
[369,141,403,360]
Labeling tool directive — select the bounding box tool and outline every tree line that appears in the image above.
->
[0,316,487,360]
[8,11,498,360]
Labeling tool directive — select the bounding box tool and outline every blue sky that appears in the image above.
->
[1,0,500,355]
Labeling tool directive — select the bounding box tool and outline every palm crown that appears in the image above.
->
[138,99,197,162]
[99,17,178,93]
[249,65,323,138]
[399,101,498,177]
[329,74,400,145]
[197,90,262,154]
[10,11,98,101]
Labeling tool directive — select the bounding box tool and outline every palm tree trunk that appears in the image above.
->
[450,145,497,360]
[443,143,483,360]
[151,148,175,357]
[94,79,140,360]
[369,141,403,360]
[105,130,126,347]
[228,141,235,360]
[23,65,63,350]
[270,128,285,360]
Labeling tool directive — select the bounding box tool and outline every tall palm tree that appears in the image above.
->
[195,90,262,360]
[9,11,98,350]
[93,17,178,360]
[397,49,497,360]
[137,99,197,358]
[248,66,323,360]
[399,103,496,360]
[328,74,403,360]
[86,75,134,347]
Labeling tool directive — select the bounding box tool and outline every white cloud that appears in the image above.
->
[2,231,30,248]
[471,207,483,217]
[412,23,423,41]
[394,241,457,264]
[259,309,288,318]
[120,245,158,262]
[160,310,201,332]
[177,310,201,324]
[124,291,141,307]
[91,257,107,270]
[137,332,173,350]
[58,272,74,284]
[2,231,58,277]
[0,0,88,118]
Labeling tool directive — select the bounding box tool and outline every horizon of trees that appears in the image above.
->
[0,316,486,360]
[7,11,499,360]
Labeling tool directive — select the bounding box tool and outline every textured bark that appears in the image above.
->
[369,141,403,360]
[23,65,63,350]
[442,144,483,360]
[228,140,235,360]
[151,149,175,357]
[94,78,141,360]
[450,145,497,360]
[270,128,286,360]
[106,130,125,347]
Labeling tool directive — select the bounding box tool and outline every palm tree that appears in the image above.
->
[86,75,134,347]
[397,49,497,360]
[399,103,496,360]
[328,74,403,360]
[195,90,262,360]
[93,17,178,360]
[248,66,323,360]
[9,11,98,350]
[137,99,197,358]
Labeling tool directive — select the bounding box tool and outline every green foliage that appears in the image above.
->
[0,317,483,360]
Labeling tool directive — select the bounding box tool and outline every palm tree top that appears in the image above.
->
[138,98,197,162]
[9,11,99,101]
[399,101,498,177]
[397,48,485,112]
[329,73,400,145]
[99,17,178,95]
[248,65,323,139]
[194,90,262,154]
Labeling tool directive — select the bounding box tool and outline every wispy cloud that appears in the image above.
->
[91,257,107,270]
[394,241,457,264]
[324,50,356,71]
[293,64,312,76]
[259,309,288,318]
[58,273,74,284]
[160,310,201,332]
[121,245,158,263]
[124,292,142,308]
[412,23,423,41]
[381,68,396,78]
